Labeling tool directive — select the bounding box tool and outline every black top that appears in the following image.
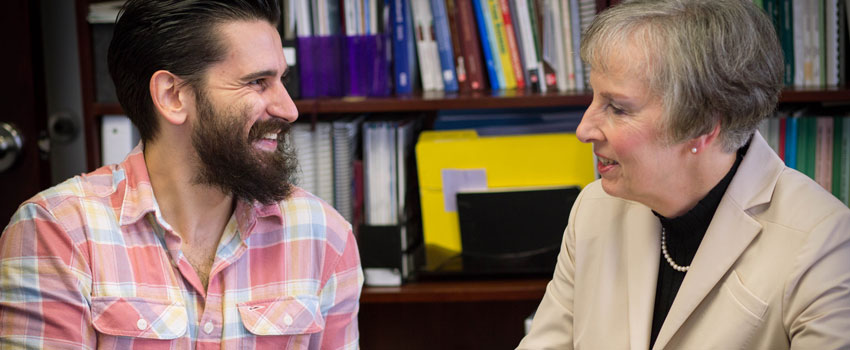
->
[648,145,746,348]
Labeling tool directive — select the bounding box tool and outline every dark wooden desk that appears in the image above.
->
[359,278,548,350]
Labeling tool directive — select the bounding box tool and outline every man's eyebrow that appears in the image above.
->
[240,70,277,82]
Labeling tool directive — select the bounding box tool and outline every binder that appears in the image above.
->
[332,115,366,223]
[297,35,344,97]
[343,34,392,97]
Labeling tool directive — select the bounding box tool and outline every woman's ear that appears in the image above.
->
[150,70,190,126]
[690,122,722,154]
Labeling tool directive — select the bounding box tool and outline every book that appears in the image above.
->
[508,0,531,90]
[793,0,820,87]
[833,116,843,200]
[560,0,577,90]
[785,115,798,169]
[543,0,568,92]
[842,117,850,205]
[815,117,834,191]
[778,116,786,161]
[778,0,794,86]
[446,0,471,91]
[825,0,843,87]
[513,0,543,92]
[527,0,552,92]
[430,0,460,92]
[455,0,488,91]
[472,0,504,89]
[412,0,444,91]
[487,0,518,89]
[572,0,590,89]
[534,0,558,91]
[498,0,526,89]
[392,0,419,94]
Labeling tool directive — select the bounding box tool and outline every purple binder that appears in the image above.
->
[297,35,343,98]
[343,34,391,97]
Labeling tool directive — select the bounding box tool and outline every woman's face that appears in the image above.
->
[576,52,690,207]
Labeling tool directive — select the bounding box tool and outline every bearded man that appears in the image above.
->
[0,1,362,348]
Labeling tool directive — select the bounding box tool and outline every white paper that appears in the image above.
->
[441,169,487,212]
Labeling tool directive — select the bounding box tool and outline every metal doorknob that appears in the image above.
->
[0,122,24,173]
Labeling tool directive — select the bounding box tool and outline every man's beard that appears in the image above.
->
[191,89,298,205]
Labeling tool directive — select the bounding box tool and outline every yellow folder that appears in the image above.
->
[415,130,595,269]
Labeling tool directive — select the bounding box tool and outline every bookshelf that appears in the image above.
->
[74,0,850,348]
[79,89,850,169]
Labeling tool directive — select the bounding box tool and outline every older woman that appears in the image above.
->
[517,0,850,349]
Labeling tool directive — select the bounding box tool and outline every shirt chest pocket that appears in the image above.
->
[91,296,188,340]
[237,295,325,336]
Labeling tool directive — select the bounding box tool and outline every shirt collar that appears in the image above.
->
[116,142,160,227]
[115,142,285,238]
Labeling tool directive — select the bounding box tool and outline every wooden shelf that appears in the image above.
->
[361,278,549,303]
[89,87,850,120]
[778,86,850,103]
[294,90,593,114]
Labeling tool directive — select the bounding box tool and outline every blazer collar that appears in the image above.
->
[651,131,784,349]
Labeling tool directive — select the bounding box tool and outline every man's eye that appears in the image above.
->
[249,79,264,86]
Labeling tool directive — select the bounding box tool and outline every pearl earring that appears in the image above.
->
[691,147,698,154]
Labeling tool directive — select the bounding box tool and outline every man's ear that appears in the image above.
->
[150,70,191,126]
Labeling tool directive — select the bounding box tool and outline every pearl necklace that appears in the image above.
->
[661,226,690,272]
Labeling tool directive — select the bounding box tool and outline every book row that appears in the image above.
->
[757,110,850,206]
[757,0,848,88]
[281,0,601,97]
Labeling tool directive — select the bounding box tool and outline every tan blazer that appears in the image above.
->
[517,132,850,350]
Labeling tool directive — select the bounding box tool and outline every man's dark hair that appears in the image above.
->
[107,0,280,143]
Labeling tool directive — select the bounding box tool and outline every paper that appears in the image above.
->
[441,169,487,212]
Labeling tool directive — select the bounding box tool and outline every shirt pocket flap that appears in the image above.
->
[237,295,325,336]
[91,296,188,339]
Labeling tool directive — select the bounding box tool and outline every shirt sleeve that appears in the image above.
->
[0,203,95,349]
[515,188,585,350]
[312,227,364,350]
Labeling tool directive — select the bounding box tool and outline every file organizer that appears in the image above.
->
[343,34,392,97]
[359,223,425,286]
[297,35,344,98]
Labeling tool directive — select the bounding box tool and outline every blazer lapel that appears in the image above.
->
[652,202,762,349]
[653,132,780,349]
[627,215,661,350]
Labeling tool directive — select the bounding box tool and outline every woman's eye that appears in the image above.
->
[608,104,626,115]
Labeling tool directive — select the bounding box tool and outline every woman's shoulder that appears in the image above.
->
[758,167,850,234]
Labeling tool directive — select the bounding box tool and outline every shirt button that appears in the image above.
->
[203,321,214,334]
[136,318,147,330]
[283,314,293,326]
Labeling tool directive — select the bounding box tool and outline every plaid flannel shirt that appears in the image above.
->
[0,145,363,349]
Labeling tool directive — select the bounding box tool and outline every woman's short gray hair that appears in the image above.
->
[580,0,784,152]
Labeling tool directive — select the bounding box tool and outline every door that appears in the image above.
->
[0,0,51,226]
